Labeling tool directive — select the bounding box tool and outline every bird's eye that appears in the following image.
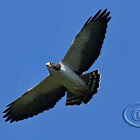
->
[50,62,52,65]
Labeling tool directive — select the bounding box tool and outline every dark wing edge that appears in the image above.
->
[61,9,111,75]
[78,9,111,74]
[3,76,66,123]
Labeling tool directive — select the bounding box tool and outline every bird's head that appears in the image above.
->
[46,62,61,75]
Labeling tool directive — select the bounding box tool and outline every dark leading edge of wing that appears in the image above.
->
[3,76,66,123]
[61,9,111,75]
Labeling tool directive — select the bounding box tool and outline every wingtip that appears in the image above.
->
[106,11,110,16]
[103,11,111,20]
[10,119,15,123]
[98,9,102,13]
[104,8,108,11]
[83,16,92,27]
[100,9,108,16]
[91,9,102,21]
[5,117,11,122]
[3,114,7,118]
[6,102,14,107]
[3,110,6,113]
[107,17,111,22]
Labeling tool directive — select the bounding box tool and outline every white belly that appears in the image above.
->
[56,63,86,93]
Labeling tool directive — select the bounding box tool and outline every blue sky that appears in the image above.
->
[0,0,140,140]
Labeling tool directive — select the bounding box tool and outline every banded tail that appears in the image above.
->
[66,70,100,106]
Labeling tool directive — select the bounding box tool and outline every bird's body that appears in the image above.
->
[48,62,87,95]
[3,9,111,123]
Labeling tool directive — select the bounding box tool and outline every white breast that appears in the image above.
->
[57,62,86,93]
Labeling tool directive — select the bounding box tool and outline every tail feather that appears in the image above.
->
[66,70,100,106]
[81,70,100,104]
[66,92,83,106]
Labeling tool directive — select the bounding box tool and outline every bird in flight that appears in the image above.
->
[3,9,111,123]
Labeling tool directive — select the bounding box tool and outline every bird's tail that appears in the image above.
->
[81,70,100,104]
[66,70,100,106]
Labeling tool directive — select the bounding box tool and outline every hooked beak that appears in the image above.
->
[46,62,51,66]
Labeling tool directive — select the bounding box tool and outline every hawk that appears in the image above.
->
[3,9,111,123]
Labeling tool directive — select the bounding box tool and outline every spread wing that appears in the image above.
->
[61,9,111,75]
[3,75,66,123]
